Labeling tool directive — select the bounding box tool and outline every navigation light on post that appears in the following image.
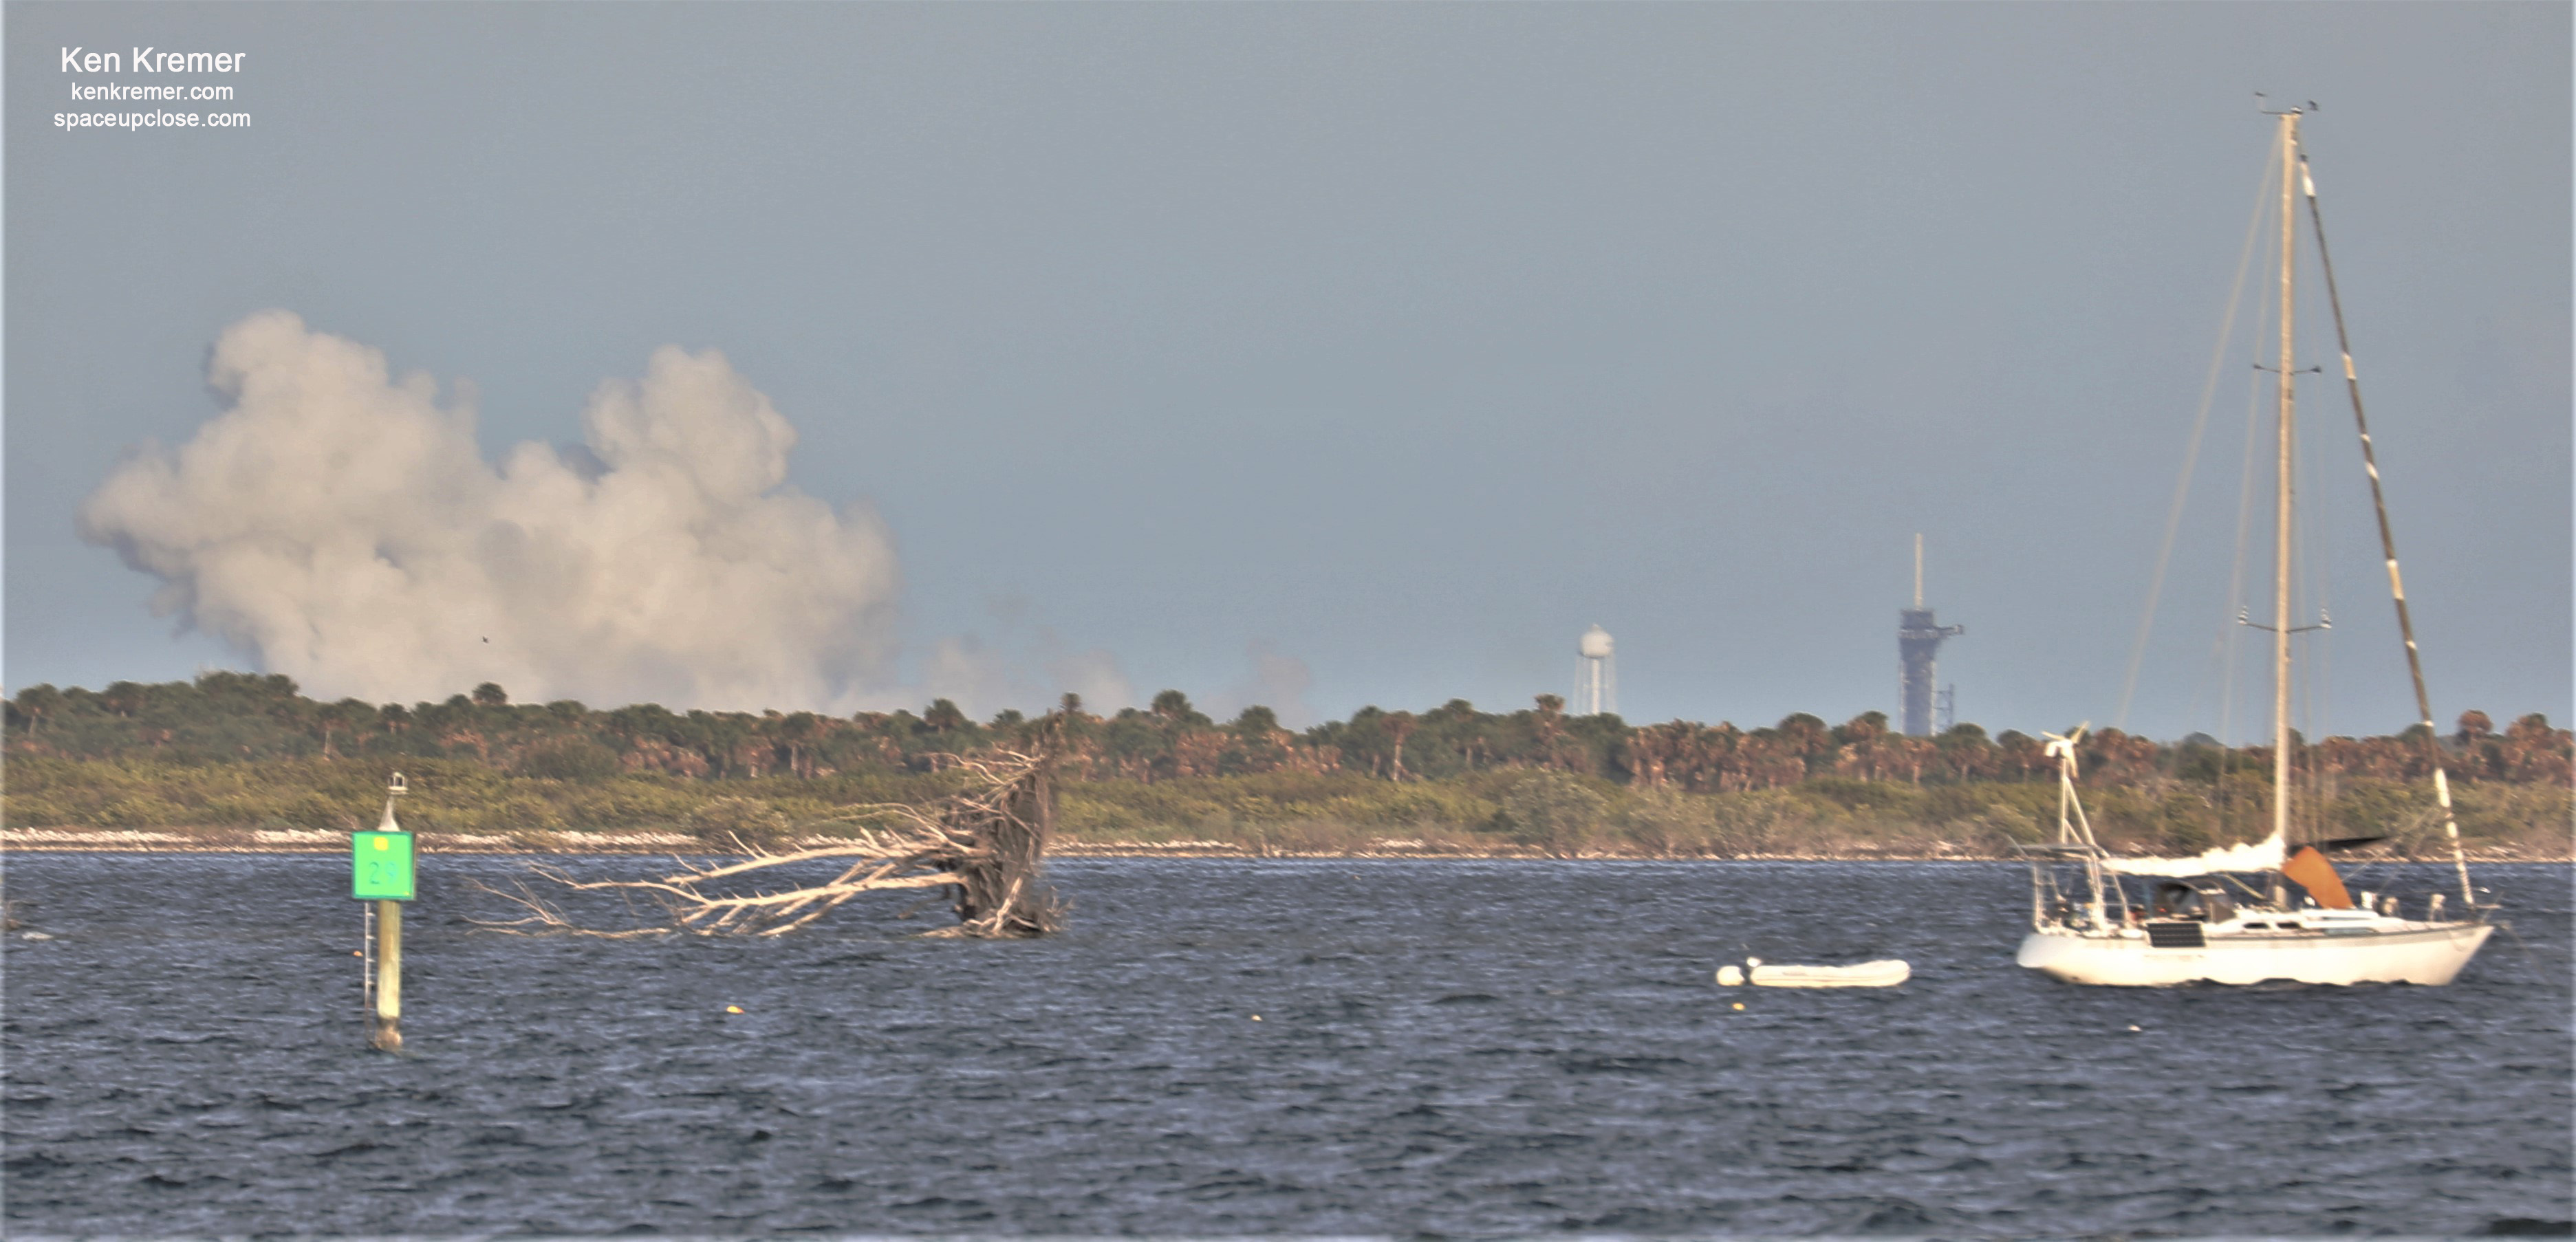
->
[358,772,413,1052]
[352,772,414,900]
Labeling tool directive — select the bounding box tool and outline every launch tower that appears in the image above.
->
[1898,534,1962,736]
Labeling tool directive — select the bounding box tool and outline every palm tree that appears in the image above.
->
[314,700,351,760]
[781,711,823,776]
[101,682,145,718]
[1386,712,1417,782]
[12,684,60,735]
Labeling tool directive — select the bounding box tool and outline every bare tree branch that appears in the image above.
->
[472,722,1068,938]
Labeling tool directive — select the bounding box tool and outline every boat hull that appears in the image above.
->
[2017,921,2492,986]
[1748,959,1910,988]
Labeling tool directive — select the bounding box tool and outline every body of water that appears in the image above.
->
[5,856,2568,1236]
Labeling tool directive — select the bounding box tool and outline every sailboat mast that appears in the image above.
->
[2271,109,2297,848]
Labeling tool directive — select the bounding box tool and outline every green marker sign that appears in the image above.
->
[352,830,415,900]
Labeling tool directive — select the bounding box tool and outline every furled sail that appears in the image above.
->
[2102,834,2285,878]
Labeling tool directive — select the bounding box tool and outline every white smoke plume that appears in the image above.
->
[910,622,1136,720]
[1207,640,1316,728]
[1045,645,1138,716]
[80,311,902,710]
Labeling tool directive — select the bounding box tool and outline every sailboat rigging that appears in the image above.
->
[2014,107,2493,987]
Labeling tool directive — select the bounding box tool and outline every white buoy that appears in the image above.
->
[1715,965,1745,986]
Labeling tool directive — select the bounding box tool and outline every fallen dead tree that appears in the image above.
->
[475,735,1062,939]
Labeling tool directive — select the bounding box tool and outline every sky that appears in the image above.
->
[6,3,2568,741]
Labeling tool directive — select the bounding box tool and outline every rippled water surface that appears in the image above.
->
[5,856,2568,1236]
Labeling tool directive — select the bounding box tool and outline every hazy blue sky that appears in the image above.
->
[7,3,2567,739]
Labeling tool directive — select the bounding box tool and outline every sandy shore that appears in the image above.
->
[1,827,694,854]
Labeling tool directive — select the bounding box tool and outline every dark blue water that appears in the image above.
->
[4,856,2568,1236]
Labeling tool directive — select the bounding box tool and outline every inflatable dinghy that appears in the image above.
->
[1715,958,1909,988]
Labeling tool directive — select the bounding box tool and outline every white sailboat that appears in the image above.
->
[2014,107,2493,988]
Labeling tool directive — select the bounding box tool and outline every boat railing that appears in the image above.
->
[2009,842,2106,857]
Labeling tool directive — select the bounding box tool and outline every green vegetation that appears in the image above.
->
[5,675,2568,857]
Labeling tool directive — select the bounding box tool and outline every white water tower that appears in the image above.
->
[1577,625,1616,716]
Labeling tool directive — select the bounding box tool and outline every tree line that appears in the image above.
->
[6,673,2568,792]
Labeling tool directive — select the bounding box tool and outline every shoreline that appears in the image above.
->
[3,827,2564,863]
